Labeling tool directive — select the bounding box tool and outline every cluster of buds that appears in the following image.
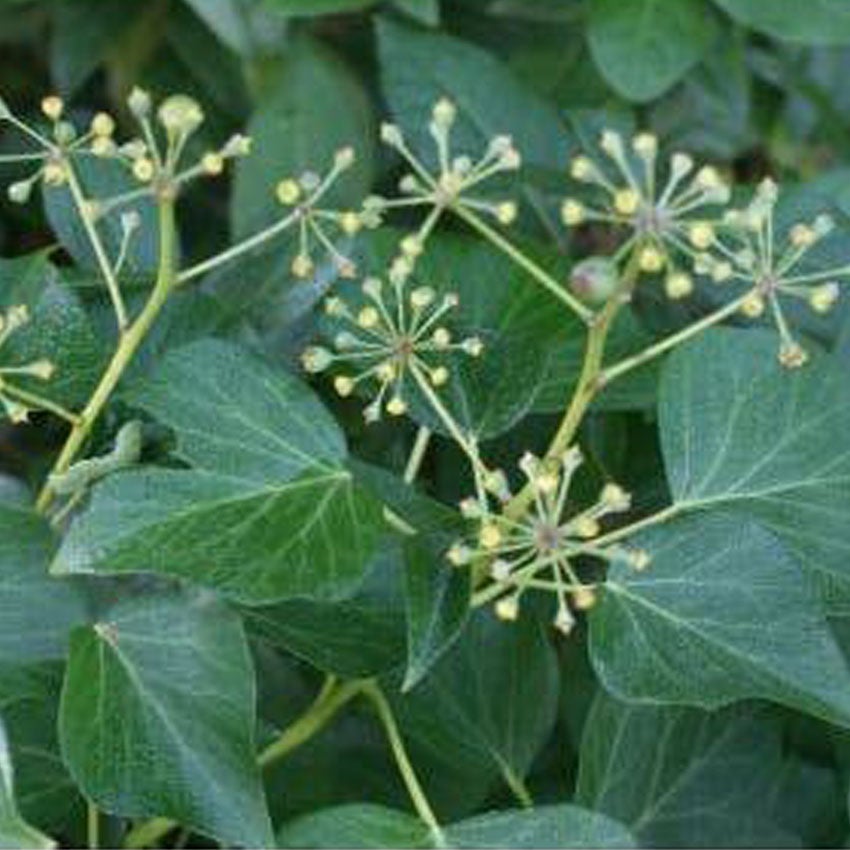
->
[708,178,845,368]
[562,129,730,301]
[0,305,56,423]
[448,446,649,635]
[363,98,521,282]
[274,147,372,280]
[301,274,483,423]
[1,90,251,207]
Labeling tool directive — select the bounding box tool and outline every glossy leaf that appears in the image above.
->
[587,0,715,102]
[589,512,850,727]
[52,341,384,604]
[59,587,273,847]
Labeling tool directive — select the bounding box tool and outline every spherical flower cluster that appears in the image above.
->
[273,147,372,280]
[448,446,649,635]
[301,274,483,423]
[1,90,251,207]
[364,98,521,281]
[561,129,731,300]
[0,304,56,423]
[707,178,845,368]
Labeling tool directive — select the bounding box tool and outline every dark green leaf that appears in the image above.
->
[264,0,376,15]
[280,804,429,849]
[245,544,407,677]
[0,254,104,410]
[0,664,81,835]
[659,329,850,611]
[0,715,54,849]
[377,16,568,172]
[446,805,637,849]
[231,36,375,240]
[589,512,850,727]
[52,340,385,604]
[389,610,559,810]
[577,691,798,846]
[0,502,87,665]
[713,0,850,45]
[59,587,273,847]
[587,0,716,102]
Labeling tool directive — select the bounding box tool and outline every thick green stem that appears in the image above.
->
[87,802,99,850]
[36,199,177,515]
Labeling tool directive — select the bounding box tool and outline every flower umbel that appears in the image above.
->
[275,147,369,280]
[0,305,57,423]
[365,98,520,280]
[451,447,649,634]
[708,178,845,368]
[302,274,483,423]
[562,130,731,298]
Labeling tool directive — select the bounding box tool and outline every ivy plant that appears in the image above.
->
[1,1,850,848]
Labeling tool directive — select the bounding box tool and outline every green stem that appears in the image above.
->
[35,198,177,515]
[592,502,682,548]
[87,801,99,850]
[361,682,447,849]
[600,290,753,385]
[65,162,129,331]
[258,677,363,768]
[123,818,175,850]
[403,426,432,485]
[176,209,299,286]
[451,204,593,324]
[2,383,81,425]
[498,254,642,531]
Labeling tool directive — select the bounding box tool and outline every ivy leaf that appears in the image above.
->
[0,716,55,849]
[377,16,568,173]
[587,0,716,102]
[244,544,407,678]
[59,587,273,848]
[659,329,850,611]
[280,803,429,849]
[0,254,104,411]
[713,0,850,45]
[445,805,637,848]
[387,610,559,814]
[403,537,470,692]
[280,803,637,849]
[0,664,82,836]
[231,36,375,240]
[589,512,850,727]
[0,502,87,665]
[52,340,384,604]
[577,691,799,846]
[263,0,377,15]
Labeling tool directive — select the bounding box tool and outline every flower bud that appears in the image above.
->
[570,256,619,303]
[127,87,151,118]
[157,94,204,137]
[809,282,839,314]
[41,95,63,121]
[301,346,333,373]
